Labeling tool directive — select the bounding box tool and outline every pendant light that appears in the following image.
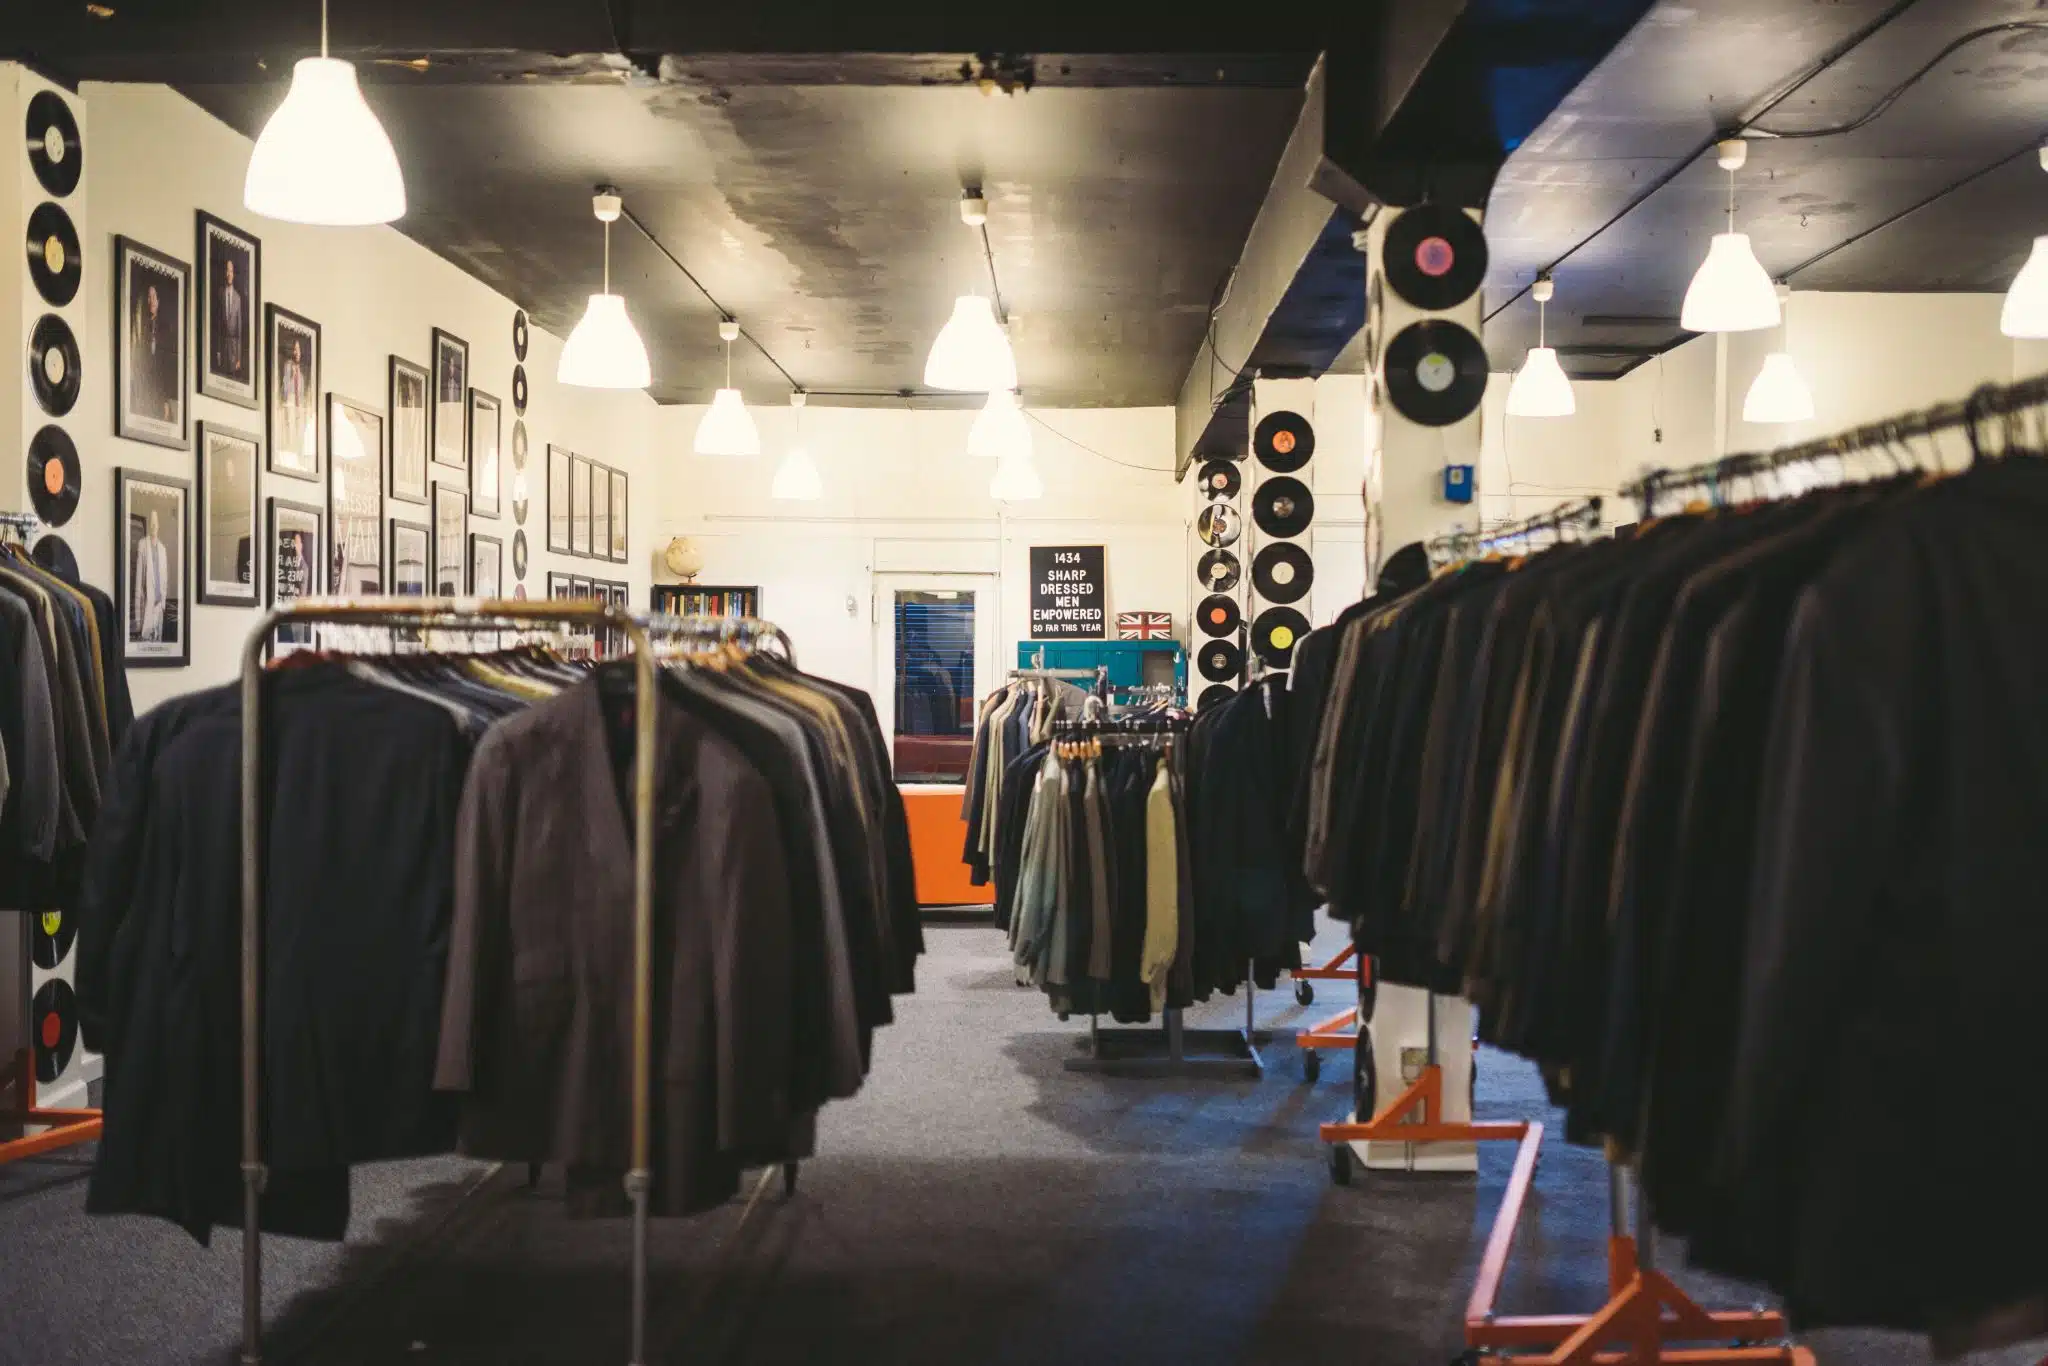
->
[1505,275,1575,417]
[243,0,406,225]
[2001,145,2048,338]
[1680,139,1780,334]
[558,188,652,390]
[771,392,823,501]
[925,192,1019,392]
[989,451,1043,502]
[1743,284,1815,424]
[967,388,1032,460]
[694,319,761,456]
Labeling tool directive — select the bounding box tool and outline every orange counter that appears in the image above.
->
[899,783,995,908]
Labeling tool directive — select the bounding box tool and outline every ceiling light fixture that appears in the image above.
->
[2001,144,2048,338]
[1505,275,1575,417]
[925,190,1018,392]
[967,388,1032,460]
[1744,283,1815,423]
[771,392,823,501]
[1680,139,1780,334]
[243,0,406,225]
[558,188,653,390]
[695,319,761,456]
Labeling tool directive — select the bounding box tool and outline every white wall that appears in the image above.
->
[65,83,658,713]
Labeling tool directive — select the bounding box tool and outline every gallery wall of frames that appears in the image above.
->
[12,78,661,715]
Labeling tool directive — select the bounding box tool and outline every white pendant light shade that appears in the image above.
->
[771,446,823,501]
[967,389,1032,460]
[244,58,406,225]
[925,295,1018,392]
[1743,352,1815,424]
[1505,346,1575,417]
[989,453,1042,502]
[559,294,652,390]
[1680,233,1780,333]
[695,388,761,456]
[2001,236,2048,338]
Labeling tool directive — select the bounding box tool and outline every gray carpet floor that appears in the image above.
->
[1,921,2035,1366]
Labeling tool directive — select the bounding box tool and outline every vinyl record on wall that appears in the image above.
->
[512,529,528,579]
[26,91,83,199]
[31,908,76,970]
[1252,476,1315,538]
[1384,320,1488,428]
[511,420,529,469]
[1195,503,1241,548]
[1251,605,1310,669]
[26,201,82,307]
[31,533,77,581]
[512,365,528,414]
[1195,548,1241,592]
[1197,637,1244,683]
[32,979,77,1084]
[1252,410,1314,472]
[1196,592,1241,637]
[29,312,81,417]
[27,424,81,527]
[1251,542,1314,604]
[512,310,530,362]
[1197,683,1237,711]
[1197,459,1241,501]
[1383,204,1487,311]
[1364,272,1384,373]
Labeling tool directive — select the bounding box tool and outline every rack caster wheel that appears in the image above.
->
[782,1162,799,1199]
[1329,1142,1352,1186]
[1294,979,1314,1007]
[1302,1048,1321,1083]
[1353,1028,1377,1122]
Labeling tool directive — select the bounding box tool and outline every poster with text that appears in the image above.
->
[1029,545,1105,640]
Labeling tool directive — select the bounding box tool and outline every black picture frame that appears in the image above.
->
[195,421,260,608]
[430,328,469,471]
[266,496,324,650]
[387,354,429,506]
[547,445,571,554]
[265,303,322,480]
[432,483,468,595]
[195,210,260,408]
[114,235,191,451]
[609,467,629,563]
[469,531,504,599]
[468,387,502,518]
[390,518,430,597]
[114,468,192,667]
[546,570,572,600]
[328,393,385,594]
[591,461,611,564]
[570,453,592,557]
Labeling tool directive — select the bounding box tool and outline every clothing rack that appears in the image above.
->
[0,511,40,536]
[1428,495,1605,564]
[236,598,793,1366]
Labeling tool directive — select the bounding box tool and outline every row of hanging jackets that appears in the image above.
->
[0,539,135,910]
[76,643,919,1244]
[961,673,1094,889]
[1294,456,2048,1347]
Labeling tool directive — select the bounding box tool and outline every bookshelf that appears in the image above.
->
[653,584,760,619]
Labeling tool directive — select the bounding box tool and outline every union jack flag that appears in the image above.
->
[1118,611,1173,640]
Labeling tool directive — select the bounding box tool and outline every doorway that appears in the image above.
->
[874,573,999,783]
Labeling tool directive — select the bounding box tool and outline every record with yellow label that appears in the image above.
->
[27,201,81,307]
[32,907,76,969]
[1251,605,1309,669]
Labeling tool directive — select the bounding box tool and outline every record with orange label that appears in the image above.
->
[1252,410,1313,472]
[1198,637,1244,683]
[27,424,81,527]
[1196,592,1241,637]
[32,979,78,1084]
[1197,459,1241,501]
[1251,476,1314,538]
[1197,683,1237,711]
[1252,542,1313,603]
[1384,203,1487,311]
[32,907,76,969]
[27,201,81,307]
[1252,605,1309,669]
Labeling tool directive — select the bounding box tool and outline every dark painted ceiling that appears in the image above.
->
[1484,0,2048,378]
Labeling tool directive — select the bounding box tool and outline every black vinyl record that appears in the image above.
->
[29,313,80,417]
[511,420,529,469]
[1384,204,1487,311]
[512,529,529,579]
[27,424,81,527]
[1385,320,1488,428]
[32,979,77,1084]
[1198,637,1244,683]
[26,91,83,199]
[1252,605,1310,669]
[1196,548,1241,592]
[1252,410,1314,472]
[1195,503,1241,548]
[1252,476,1315,538]
[512,310,530,361]
[26,201,81,307]
[1197,459,1241,501]
[1197,683,1237,711]
[512,365,529,414]
[1196,593,1241,637]
[1252,542,1314,603]
[32,908,76,970]
[31,533,77,581]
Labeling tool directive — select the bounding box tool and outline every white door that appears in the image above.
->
[874,572,999,784]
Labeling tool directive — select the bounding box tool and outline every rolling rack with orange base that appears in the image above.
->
[0,1044,101,1163]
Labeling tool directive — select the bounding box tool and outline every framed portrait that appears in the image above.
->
[195,210,260,408]
[591,462,611,564]
[547,571,572,601]
[195,421,259,608]
[432,483,468,595]
[114,236,191,450]
[328,394,385,594]
[570,454,592,557]
[547,445,571,553]
[114,468,192,667]
[609,468,628,563]
[430,328,469,470]
[469,532,503,600]
[468,388,502,518]
[387,354,429,506]
[390,519,430,597]
[266,496,323,650]
[265,304,321,480]
[569,575,592,599]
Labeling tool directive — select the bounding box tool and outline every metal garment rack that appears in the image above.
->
[236,598,794,1366]
[1427,494,1605,565]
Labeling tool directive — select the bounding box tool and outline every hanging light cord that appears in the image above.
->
[1746,20,2048,139]
[980,223,1008,325]
[601,218,611,294]
[614,204,802,392]
[321,0,328,58]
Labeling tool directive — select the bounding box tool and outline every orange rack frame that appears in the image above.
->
[0,1046,101,1164]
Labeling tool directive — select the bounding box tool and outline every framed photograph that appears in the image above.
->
[266,496,323,650]
[195,422,259,608]
[468,388,502,518]
[265,304,321,479]
[115,468,192,667]
[591,462,611,564]
[547,445,571,553]
[570,454,592,557]
[114,236,191,450]
[609,468,629,562]
[387,355,429,506]
[547,571,572,600]
[431,328,469,470]
[569,575,592,599]
[390,519,430,597]
[195,210,259,408]
[432,483,468,595]
[328,394,385,594]
[469,532,503,599]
